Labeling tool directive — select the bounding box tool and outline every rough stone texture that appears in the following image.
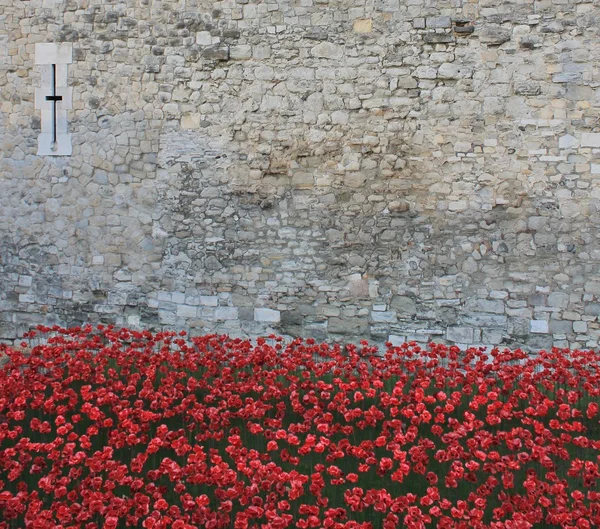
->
[2,0,600,351]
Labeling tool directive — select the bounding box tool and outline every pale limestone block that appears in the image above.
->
[215,307,239,321]
[196,31,212,45]
[177,305,198,318]
[230,45,252,60]
[581,133,600,147]
[35,43,72,64]
[172,292,186,304]
[530,320,549,334]
[559,134,578,149]
[370,311,396,323]
[438,62,473,80]
[254,308,281,322]
[200,296,219,307]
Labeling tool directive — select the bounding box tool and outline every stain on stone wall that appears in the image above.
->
[2,0,600,350]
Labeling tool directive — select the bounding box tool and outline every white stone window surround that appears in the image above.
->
[34,43,73,156]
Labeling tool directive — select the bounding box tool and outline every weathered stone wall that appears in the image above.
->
[2,0,600,349]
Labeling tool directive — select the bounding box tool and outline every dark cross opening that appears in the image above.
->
[45,64,62,151]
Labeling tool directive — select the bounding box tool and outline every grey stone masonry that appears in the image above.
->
[2,1,600,352]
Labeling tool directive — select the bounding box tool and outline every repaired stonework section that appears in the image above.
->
[2,0,600,352]
[35,43,72,156]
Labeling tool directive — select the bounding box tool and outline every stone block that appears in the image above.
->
[559,134,578,149]
[585,282,600,295]
[281,311,303,326]
[159,310,177,325]
[35,43,73,65]
[254,308,281,322]
[215,307,239,321]
[437,62,473,80]
[446,326,474,343]
[238,307,254,321]
[388,200,410,213]
[454,26,474,35]
[415,66,437,79]
[177,305,197,318]
[563,311,581,321]
[482,329,503,345]
[353,19,372,33]
[478,25,511,46]
[585,303,600,316]
[202,45,230,61]
[172,292,186,304]
[454,141,471,153]
[371,311,397,323]
[581,133,600,148]
[196,31,213,45]
[514,81,541,96]
[550,320,572,334]
[311,42,343,59]
[18,276,32,287]
[463,313,507,327]
[490,291,508,300]
[468,299,504,314]
[413,18,425,29]
[390,295,416,315]
[200,296,219,306]
[573,321,588,333]
[0,323,17,339]
[530,319,549,334]
[253,45,271,59]
[230,45,252,60]
[426,17,452,28]
[552,64,585,84]
[547,292,569,308]
[423,33,455,44]
[328,317,368,334]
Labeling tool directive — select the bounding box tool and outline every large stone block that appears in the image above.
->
[426,17,452,28]
[215,307,239,321]
[437,62,473,80]
[390,295,416,315]
[370,311,397,323]
[311,42,343,59]
[581,134,600,148]
[328,317,368,334]
[446,326,474,343]
[202,45,230,61]
[530,320,549,334]
[478,25,512,46]
[353,19,372,33]
[254,308,281,323]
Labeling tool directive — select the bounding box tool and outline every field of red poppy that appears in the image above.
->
[0,325,599,529]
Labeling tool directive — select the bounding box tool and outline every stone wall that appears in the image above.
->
[2,0,600,350]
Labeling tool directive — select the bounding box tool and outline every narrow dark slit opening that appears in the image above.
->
[45,63,63,151]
